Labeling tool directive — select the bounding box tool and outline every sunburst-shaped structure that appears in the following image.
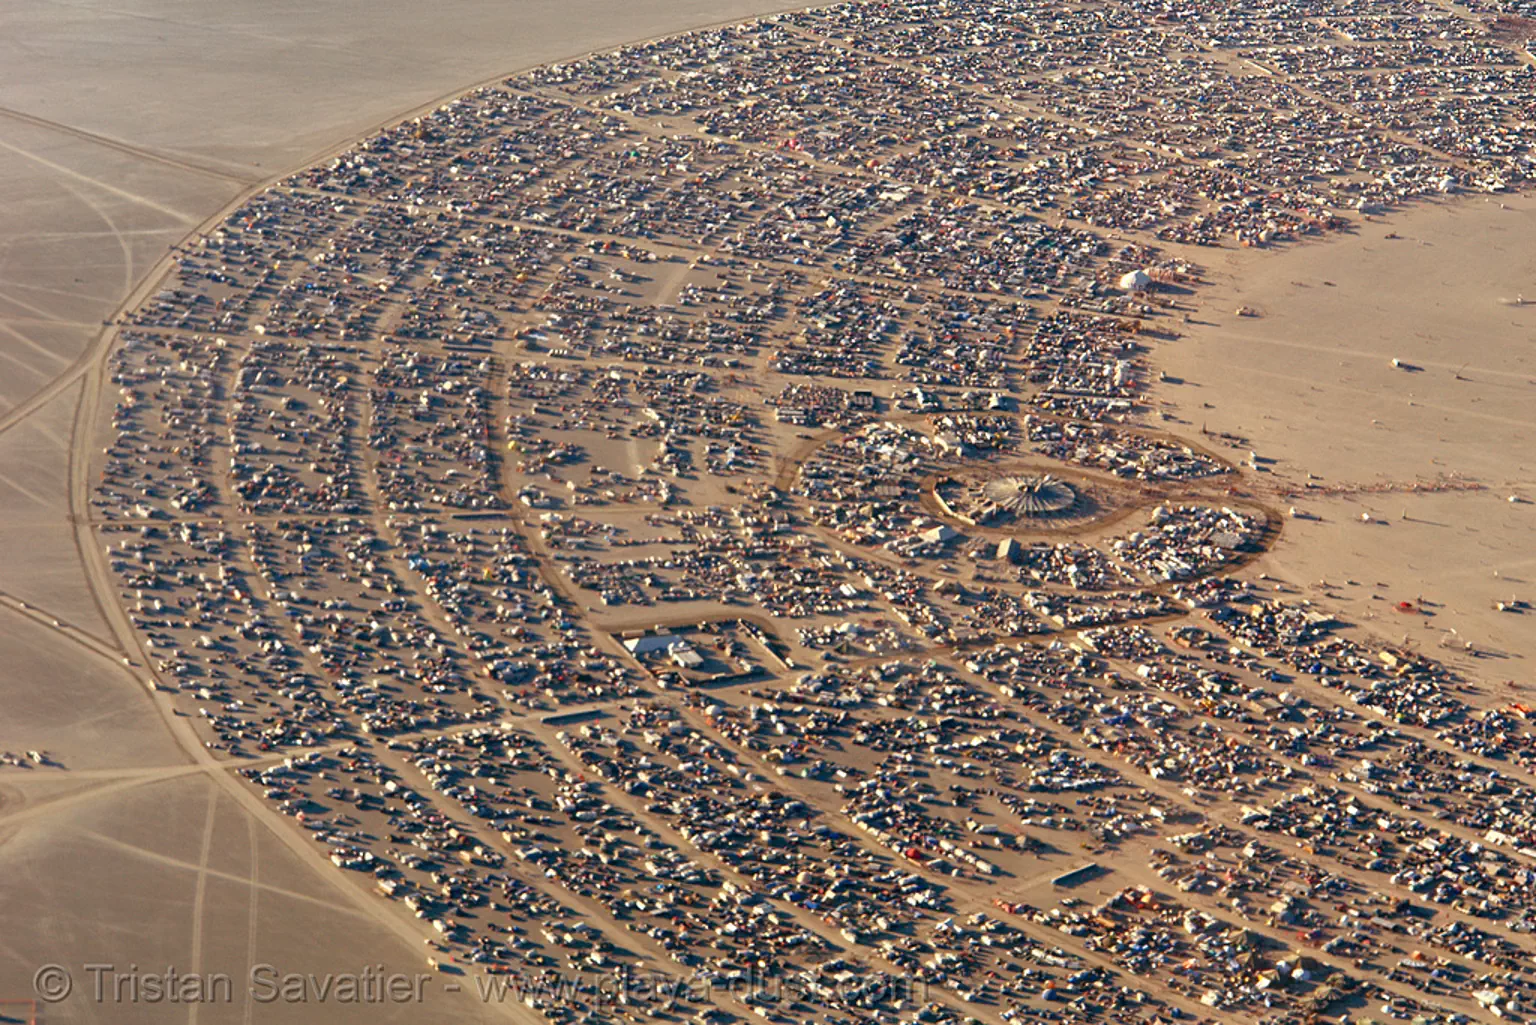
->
[979,474,1076,518]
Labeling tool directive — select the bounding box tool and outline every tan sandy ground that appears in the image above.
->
[1152,195,1536,677]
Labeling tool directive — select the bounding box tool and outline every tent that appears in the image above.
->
[1119,269,1152,292]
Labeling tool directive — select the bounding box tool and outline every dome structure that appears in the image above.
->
[1119,268,1152,292]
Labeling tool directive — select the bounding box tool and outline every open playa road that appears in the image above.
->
[0,1,811,1021]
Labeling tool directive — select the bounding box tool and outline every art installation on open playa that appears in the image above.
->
[1,0,1534,1023]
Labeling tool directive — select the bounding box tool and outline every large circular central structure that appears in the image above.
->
[980,474,1076,518]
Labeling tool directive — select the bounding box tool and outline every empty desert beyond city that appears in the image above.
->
[0,1,1533,1024]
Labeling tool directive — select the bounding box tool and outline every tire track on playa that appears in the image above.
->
[0,356,89,437]
[0,277,112,303]
[69,827,352,916]
[0,277,98,324]
[0,346,55,390]
[0,321,71,368]
[186,785,218,1025]
[58,177,139,303]
[0,471,57,512]
[0,137,199,226]
[0,105,258,186]
[0,591,126,664]
[0,768,204,829]
[0,316,97,328]
[242,814,259,1025]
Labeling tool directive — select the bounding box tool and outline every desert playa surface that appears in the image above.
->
[1158,196,1536,668]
